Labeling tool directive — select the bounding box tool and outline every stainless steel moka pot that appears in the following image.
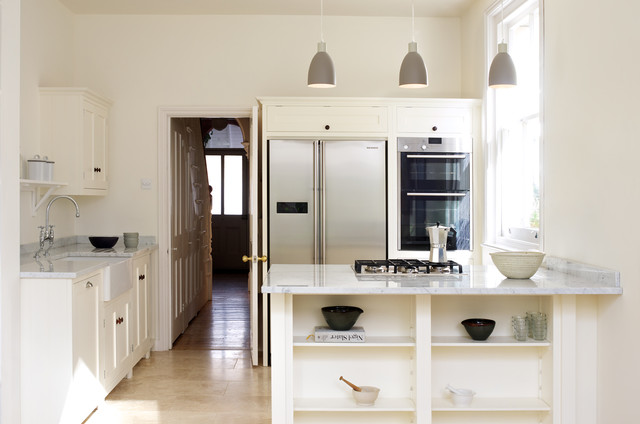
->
[427,222,450,263]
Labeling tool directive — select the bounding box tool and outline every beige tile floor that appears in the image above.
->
[85,274,271,423]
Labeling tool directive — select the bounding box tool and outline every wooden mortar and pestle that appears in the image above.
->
[339,376,380,405]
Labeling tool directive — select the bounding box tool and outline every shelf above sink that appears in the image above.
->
[20,179,68,216]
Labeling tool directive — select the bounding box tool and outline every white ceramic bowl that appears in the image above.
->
[451,388,475,407]
[490,251,545,279]
[352,386,380,405]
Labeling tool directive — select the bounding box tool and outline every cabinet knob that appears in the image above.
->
[432,126,438,132]
[139,274,145,280]
[86,281,93,288]
[324,125,330,130]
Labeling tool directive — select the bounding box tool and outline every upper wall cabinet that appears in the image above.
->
[264,105,388,136]
[40,88,112,195]
[396,106,472,135]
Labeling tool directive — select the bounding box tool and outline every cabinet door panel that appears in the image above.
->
[71,275,103,421]
[397,107,471,135]
[266,106,388,134]
[103,294,131,389]
[83,104,109,190]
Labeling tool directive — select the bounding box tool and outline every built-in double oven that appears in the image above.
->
[398,137,472,252]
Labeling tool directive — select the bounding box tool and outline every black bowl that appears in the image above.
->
[89,236,119,249]
[321,306,364,331]
[461,318,496,341]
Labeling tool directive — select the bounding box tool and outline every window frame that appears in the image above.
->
[484,0,544,251]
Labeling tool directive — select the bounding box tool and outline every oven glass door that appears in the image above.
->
[400,152,470,192]
[400,192,470,251]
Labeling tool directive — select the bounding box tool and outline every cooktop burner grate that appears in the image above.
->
[354,259,463,274]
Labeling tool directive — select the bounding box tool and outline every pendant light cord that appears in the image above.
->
[320,0,325,42]
[500,0,505,43]
[411,0,416,42]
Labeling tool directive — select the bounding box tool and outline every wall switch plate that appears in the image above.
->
[141,178,152,190]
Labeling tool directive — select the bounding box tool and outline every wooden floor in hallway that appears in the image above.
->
[85,273,271,424]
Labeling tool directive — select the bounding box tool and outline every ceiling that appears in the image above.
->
[57,0,479,18]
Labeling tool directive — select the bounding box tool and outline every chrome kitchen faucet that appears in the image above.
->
[34,195,80,259]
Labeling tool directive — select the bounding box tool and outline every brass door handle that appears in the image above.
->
[242,255,268,263]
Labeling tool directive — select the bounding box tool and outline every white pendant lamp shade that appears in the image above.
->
[308,41,336,88]
[399,1,427,88]
[399,41,428,88]
[488,42,517,88]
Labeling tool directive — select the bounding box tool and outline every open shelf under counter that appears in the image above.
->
[294,397,416,412]
[432,397,551,412]
[293,335,416,347]
[431,335,550,347]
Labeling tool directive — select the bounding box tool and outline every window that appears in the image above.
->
[206,152,246,216]
[486,0,542,249]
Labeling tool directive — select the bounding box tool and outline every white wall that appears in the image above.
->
[2,0,23,421]
[543,0,640,421]
[18,9,463,244]
[461,0,640,421]
[20,0,76,243]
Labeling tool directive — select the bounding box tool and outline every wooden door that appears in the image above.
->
[209,152,250,272]
[170,119,188,342]
[248,106,262,365]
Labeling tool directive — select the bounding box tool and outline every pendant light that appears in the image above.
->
[488,0,517,88]
[308,0,336,88]
[399,0,428,88]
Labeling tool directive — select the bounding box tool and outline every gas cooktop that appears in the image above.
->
[354,259,464,274]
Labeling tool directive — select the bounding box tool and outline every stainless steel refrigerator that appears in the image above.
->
[269,139,387,264]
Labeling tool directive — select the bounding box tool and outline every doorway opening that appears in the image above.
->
[203,117,250,274]
[168,116,252,353]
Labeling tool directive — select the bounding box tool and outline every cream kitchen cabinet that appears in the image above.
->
[102,290,132,393]
[130,252,153,363]
[40,87,112,195]
[396,106,472,135]
[21,271,104,424]
[263,104,388,136]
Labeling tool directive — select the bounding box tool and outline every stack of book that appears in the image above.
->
[314,326,365,343]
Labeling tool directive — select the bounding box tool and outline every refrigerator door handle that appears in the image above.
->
[313,140,319,264]
[407,192,468,197]
[320,141,326,264]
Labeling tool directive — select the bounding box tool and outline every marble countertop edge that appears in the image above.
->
[20,242,158,279]
[262,260,622,296]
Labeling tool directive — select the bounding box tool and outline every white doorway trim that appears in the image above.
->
[156,106,253,351]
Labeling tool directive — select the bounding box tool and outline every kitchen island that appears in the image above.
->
[262,261,621,424]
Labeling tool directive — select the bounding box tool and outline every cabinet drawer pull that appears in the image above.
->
[324,124,330,130]
[432,125,438,131]
[86,281,93,288]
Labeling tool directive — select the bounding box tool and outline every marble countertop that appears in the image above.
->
[20,242,158,279]
[262,259,622,295]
